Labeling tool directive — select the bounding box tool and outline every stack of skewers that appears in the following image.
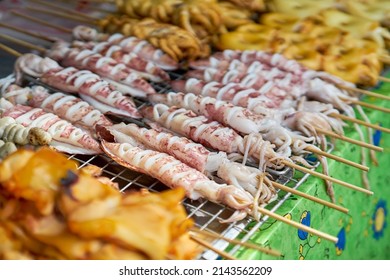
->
[0,0,389,259]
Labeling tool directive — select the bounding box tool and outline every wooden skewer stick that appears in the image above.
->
[282,160,373,195]
[0,33,47,54]
[348,99,390,114]
[378,76,390,83]
[338,84,390,101]
[305,146,369,171]
[11,10,72,33]
[315,127,383,152]
[0,22,56,43]
[271,181,349,214]
[190,235,237,260]
[331,113,390,134]
[190,228,282,257]
[257,207,338,243]
[28,0,101,21]
[0,43,22,57]
[25,6,97,25]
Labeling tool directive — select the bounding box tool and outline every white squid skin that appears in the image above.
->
[70,40,171,82]
[140,104,286,170]
[98,122,225,174]
[148,92,265,135]
[189,50,357,111]
[98,123,278,204]
[46,42,157,98]
[14,54,142,119]
[72,25,179,71]
[148,92,315,156]
[0,100,102,155]
[171,78,345,142]
[0,77,113,132]
[100,140,254,216]
[191,50,356,88]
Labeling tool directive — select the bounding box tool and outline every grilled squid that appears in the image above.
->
[0,76,113,132]
[97,122,278,205]
[72,25,179,70]
[46,42,156,98]
[0,99,101,155]
[69,40,170,82]
[189,50,358,113]
[14,54,141,119]
[148,91,315,154]
[0,116,52,146]
[140,104,288,169]
[171,78,344,142]
[101,140,255,222]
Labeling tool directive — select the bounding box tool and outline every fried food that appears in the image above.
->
[266,0,335,18]
[98,16,208,62]
[339,0,390,28]
[0,148,198,259]
[218,2,254,29]
[224,0,265,12]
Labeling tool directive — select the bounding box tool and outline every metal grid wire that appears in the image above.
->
[55,71,328,260]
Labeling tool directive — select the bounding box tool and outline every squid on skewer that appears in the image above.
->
[101,140,255,222]
[0,98,101,155]
[68,40,170,82]
[187,56,358,116]
[14,54,141,119]
[46,42,157,98]
[171,78,345,147]
[72,25,179,70]
[140,103,335,202]
[0,75,113,133]
[97,123,277,205]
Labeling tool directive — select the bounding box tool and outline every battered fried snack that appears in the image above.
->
[339,0,390,28]
[266,0,336,18]
[218,2,254,29]
[0,148,198,260]
[97,15,208,62]
[171,0,224,43]
[115,0,225,44]
[224,0,265,12]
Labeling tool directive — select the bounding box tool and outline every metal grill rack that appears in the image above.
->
[45,71,330,260]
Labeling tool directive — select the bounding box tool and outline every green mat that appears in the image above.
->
[236,75,390,260]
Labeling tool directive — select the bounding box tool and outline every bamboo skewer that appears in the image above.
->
[25,6,97,25]
[190,235,237,260]
[28,0,101,21]
[0,33,47,54]
[315,127,383,152]
[331,113,390,134]
[378,76,390,83]
[339,84,390,101]
[271,181,349,214]
[0,43,22,57]
[190,228,282,257]
[11,10,72,33]
[282,160,373,195]
[348,99,390,114]
[0,22,57,43]
[306,146,369,171]
[257,207,338,243]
